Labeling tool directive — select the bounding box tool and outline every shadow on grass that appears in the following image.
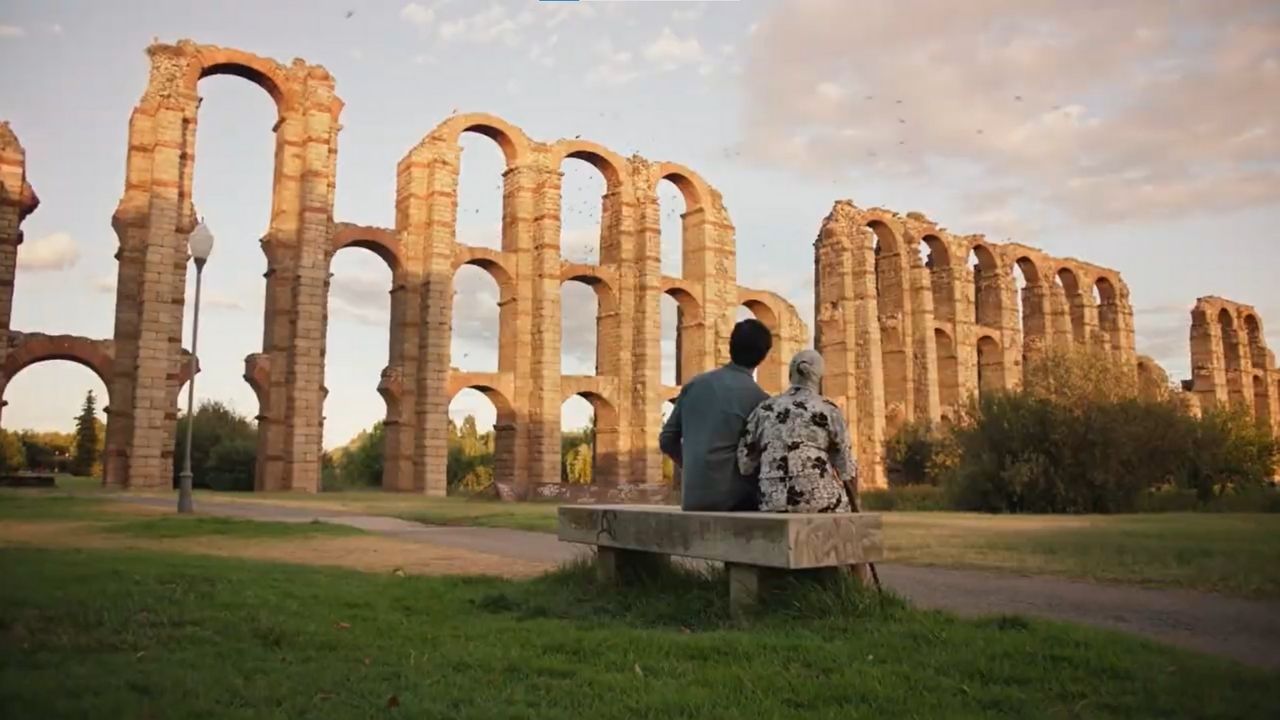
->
[100,515,365,539]
[473,556,909,632]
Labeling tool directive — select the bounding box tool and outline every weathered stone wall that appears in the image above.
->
[815,201,1139,489]
[1189,296,1278,436]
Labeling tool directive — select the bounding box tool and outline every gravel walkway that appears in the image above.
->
[109,495,1280,670]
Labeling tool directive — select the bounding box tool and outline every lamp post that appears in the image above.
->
[177,220,214,514]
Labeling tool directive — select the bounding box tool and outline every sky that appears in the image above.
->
[0,0,1277,450]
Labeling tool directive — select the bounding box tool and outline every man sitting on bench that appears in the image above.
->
[659,319,773,511]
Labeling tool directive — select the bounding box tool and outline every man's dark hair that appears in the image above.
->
[729,318,773,369]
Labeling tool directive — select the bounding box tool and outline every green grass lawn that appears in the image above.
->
[22,486,1280,598]
[101,515,364,539]
[1,547,1276,719]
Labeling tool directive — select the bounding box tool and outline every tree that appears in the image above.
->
[172,400,257,490]
[70,390,99,477]
[0,429,26,473]
[335,422,385,488]
[563,442,593,484]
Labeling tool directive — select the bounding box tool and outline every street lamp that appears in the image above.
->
[177,220,214,514]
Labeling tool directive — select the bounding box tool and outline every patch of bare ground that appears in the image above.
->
[0,521,550,578]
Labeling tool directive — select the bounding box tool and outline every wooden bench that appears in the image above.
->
[557,504,884,616]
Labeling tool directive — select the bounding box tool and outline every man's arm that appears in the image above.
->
[658,391,684,465]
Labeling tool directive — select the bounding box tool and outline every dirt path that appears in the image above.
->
[105,495,1280,670]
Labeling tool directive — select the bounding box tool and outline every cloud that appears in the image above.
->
[643,27,704,70]
[438,3,532,46]
[205,293,247,312]
[586,40,639,87]
[92,274,115,294]
[742,0,1280,225]
[49,24,62,35]
[400,2,435,26]
[0,25,24,38]
[18,232,78,271]
[348,48,364,61]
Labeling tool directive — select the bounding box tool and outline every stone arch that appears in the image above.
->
[330,224,403,275]
[1057,267,1087,344]
[1,335,115,400]
[563,390,621,487]
[871,221,911,432]
[1219,308,1242,371]
[423,112,532,168]
[970,243,1001,328]
[976,334,1003,398]
[662,285,703,386]
[453,257,516,373]
[449,382,516,493]
[1013,255,1047,355]
[553,142,627,267]
[560,277,603,375]
[1219,308,1248,411]
[1251,374,1271,428]
[1094,275,1121,352]
[739,296,784,395]
[551,141,628,192]
[653,163,710,213]
[922,234,953,320]
[1243,313,1267,368]
[179,46,293,112]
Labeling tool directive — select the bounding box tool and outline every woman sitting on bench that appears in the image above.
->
[736,349,859,513]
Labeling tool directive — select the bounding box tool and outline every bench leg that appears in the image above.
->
[728,563,767,619]
[596,547,667,584]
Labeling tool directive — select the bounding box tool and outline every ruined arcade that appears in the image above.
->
[1,39,1275,498]
[0,40,806,498]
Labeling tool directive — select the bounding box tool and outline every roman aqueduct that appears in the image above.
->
[0,40,1275,495]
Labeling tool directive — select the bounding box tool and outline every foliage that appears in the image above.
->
[1183,408,1278,503]
[331,422,385,490]
[1022,345,1138,406]
[18,430,73,473]
[884,420,959,487]
[447,416,495,493]
[2,548,1276,719]
[946,349,1277,514]
[0,429,27,472]
[561,430,593,485]
[69,391,100,477]
[860,485,949,511]
[172,401,257,491]
[204,437,258,492]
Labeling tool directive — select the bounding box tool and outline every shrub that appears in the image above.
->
[203,438,257,492]
[884,420,959,487]
[860,485,949,511]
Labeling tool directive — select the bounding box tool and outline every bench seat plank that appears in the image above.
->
[558,504,883,569]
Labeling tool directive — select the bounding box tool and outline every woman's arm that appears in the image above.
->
[737,408,763,478]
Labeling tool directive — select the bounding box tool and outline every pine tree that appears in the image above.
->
[70,390,99,477]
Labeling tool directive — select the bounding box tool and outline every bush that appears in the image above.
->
[860,485,949,511]
[884,420,959,487]
[173,401,257,490]
[203,438,257,492]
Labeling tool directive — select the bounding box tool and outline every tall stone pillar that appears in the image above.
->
[630,163,667,486]
[523,151,564,496]
[398,140,456,497]
[815,202,886,489]
[379,274,420,491]
[0,123,40,430]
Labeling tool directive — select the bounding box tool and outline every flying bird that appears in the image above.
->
[1014,95,1023,101]
[345,10,354,19]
